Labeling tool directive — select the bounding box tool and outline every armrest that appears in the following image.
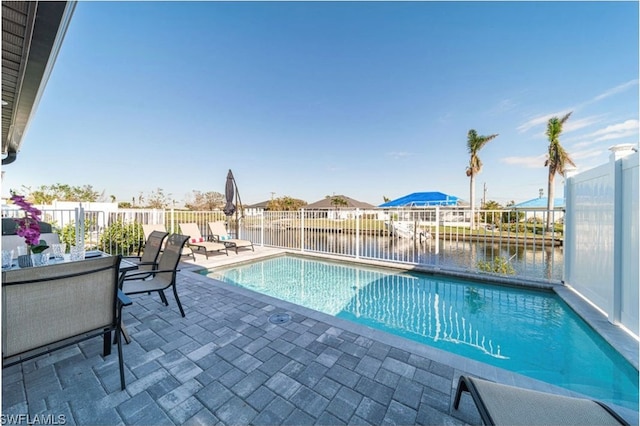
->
[123,255,142,261]
[118,290,132,306]
[124,268,181,280]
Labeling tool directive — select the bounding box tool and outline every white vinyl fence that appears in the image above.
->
[565,144,639,336]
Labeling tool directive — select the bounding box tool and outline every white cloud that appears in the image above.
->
[571,148,605,161]
[563,115,605,134]
[500,154,546,168]
[590,119,639,140]
[386,151,413,160]
[517,80,638,134]
[517,110,571,133]
[489,98,518,115]
[590,79,639,103]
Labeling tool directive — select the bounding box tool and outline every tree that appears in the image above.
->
[145,188,172,209]
[466,130,498,230]
[383,196,391,203]
[27,183,102,204]
[267,196,307,211]
[327,195,348,208]
[184,190,225,210]
[545,112,575,231]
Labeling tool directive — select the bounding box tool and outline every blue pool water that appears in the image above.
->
[205,255,639,410]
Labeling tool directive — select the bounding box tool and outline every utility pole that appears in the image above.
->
[270,192,275,200]
[482,182,487,207]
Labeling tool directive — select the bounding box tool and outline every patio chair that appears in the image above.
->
[453,375,629,426]
[142,224,195,260]
[178,223,228,259]
[2,217,53,235]
[2,232,61,256]
[2,255,131,390]
[125,230,168,280]
[207,221,254,254]
[122,233,190,317]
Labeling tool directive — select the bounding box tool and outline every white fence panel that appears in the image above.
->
[565,145,638,336]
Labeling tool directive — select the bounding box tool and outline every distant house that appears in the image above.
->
[244,200,270,217]
[511,197,565,210]
[304,195,377,219]
[379,192,466,208]
[511,197,565,222]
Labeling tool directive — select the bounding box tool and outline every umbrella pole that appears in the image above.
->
[232,175,242,238]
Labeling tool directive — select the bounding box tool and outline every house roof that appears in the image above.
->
[2,1,76,165]
[379,192,463,208]
[511,197,565,209]
[305,195,375,210]
[245,200,270,209]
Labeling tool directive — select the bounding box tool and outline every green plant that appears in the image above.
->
[477,256,515,275]
[99,220,143,255]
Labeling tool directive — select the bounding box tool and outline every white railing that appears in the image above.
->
[239,207,563,282]
[2,206,564,282]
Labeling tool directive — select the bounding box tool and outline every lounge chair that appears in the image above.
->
[122,234,190,317]
[142,224,195,260]
[178,223,228,259]
[207,221,254,253]
[453,375,629,425]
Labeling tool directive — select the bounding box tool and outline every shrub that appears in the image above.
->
[99,220,143,255]
[477,256,515,275]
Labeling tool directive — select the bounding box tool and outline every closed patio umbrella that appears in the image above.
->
[223,169,236,217]
[223,169,239,237]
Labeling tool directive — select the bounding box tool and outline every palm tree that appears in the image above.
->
[466,130,498,230]
[545,112,575,231]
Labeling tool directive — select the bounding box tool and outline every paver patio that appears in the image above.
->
[2,248,637,425]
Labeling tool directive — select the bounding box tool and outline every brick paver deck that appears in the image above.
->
[3,249,637,425]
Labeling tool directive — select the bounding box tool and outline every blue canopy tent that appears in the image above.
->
[379,192,462,208]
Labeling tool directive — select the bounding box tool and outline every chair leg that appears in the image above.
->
[116,325,126,390]
[172,285,186,317]
[103,329,113,356]
[158,290,169,306]
[453,376,469,410]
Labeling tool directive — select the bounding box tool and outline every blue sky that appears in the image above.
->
[2,1,638,207]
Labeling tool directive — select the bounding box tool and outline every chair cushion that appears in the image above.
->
[219,235,230,241]
[190,237,205,243]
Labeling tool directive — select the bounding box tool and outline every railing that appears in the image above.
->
[239,208,563,282]
[2,206,564,282]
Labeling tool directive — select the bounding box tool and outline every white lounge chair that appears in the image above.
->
[142,224,195,260]
[207,221,254,254]
[178,223,228,259]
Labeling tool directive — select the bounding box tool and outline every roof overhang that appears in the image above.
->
[2,1,76,165]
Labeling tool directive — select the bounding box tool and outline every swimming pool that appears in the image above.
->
[203,254,639,410]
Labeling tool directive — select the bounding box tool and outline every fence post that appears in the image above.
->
[170,207,175,234]
[563,166,578,284]
[355,208,360,259]
[609,144,636,324]
[300,209,305,253]
[434,206,440,255]
[260,212,264,247]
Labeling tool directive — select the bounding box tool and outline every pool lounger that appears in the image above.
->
[453,375,629,426]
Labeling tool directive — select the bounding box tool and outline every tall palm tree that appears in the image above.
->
[545,112,576,231]
[466,130,499,230]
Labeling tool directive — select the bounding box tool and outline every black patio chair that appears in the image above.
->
[121,233,189,317]
[124,230,168,280]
